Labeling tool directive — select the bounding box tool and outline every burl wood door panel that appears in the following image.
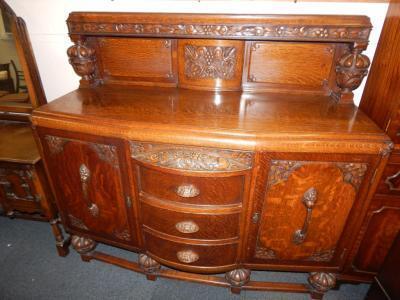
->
[247,154,372,267]
[38,129,136,247]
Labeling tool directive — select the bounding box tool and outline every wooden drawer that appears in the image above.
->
[377,152,400,196]
[144,230,238,268]
[140,200,240,240]
[138,166,244,205]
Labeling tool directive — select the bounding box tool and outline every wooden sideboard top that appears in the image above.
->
[32,86,389,153]
[0,121,40,163]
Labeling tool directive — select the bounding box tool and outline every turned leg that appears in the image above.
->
[225,268,251,294]
[71,235,97,262]
[138,253,161,281]
[308,272,336,300]
[49,218,70,257]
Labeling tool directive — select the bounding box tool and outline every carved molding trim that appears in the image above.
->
[113,228,131,241]
[336,162,368,190]
[45,135,69,155]
[267,160,303,187]
[184,45,237,80]
[68,22,370,42]
[67,40,97,86]
[68,214,88,230]
[254,246,277,260]
[130,142,253,172]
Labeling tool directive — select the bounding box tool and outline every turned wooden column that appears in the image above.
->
[225,268,251,294]
[49,218,70,257]
[138,253,161,281]
[71,235,97,262]
[308,272,336,300]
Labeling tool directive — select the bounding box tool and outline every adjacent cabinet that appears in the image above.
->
[32,12,394,299]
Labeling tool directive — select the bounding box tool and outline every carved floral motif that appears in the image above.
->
[89,144,119,168]
[68,22,370,42]
[130,142,253,172]
[68,214,88,230]
[306,249,335,262]
[113,229,131,241]
[184,45,237,79]
[254,246,277,259]
[336,162,368,190]
[45,135,68,155]
[268,160,303,187]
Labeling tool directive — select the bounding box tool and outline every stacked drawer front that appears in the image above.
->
[130,142,253,272]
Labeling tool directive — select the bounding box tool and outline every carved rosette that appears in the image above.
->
[184,45,237,79]
[68,22,370,41]
[308,272,336,293]
[225,268,251,287]
[67,40,96,86]
[71,235,97,254]
[130,142,253,172]
[138,254,161,273]
[336,45,370,101]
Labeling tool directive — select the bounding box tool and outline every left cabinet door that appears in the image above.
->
[37,129,137,248]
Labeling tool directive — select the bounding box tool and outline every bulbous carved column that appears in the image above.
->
[225,268,251,294]
[138,253,161,281]
[67,40,97,87]
[308,272,336,299]
[335,42,370,103]
[71,235,97,261]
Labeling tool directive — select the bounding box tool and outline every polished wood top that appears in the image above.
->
[32,86,388,153]
[0,121,40,163]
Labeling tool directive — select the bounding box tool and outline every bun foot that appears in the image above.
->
[138,253,161,281]
[71,235,97,261]
[308,272,336,300]
[225,268,251,294]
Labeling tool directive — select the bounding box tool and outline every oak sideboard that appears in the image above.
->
[31,12,393,299]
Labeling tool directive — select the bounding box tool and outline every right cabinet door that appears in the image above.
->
[246,153,375,267]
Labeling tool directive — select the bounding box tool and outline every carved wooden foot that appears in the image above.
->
[308,272,336,300]
[225,268,251,294]
[71,235,97,261]
[49,218,70,257]
[138,253,161,281]
[6,210,15,219]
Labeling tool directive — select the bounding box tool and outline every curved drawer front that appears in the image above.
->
[144,230,238,268]
[141,200,240,240]
[138,166,245,205]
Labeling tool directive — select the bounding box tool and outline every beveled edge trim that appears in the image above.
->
[130,141,254,172]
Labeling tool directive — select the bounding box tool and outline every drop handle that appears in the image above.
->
[385,170,400,192]
[79,164,99,217]
[292,187,317,245]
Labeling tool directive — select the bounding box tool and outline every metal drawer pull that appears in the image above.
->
[292,187,317,245]
[385,170,400,192]
[177,250,199,264]
[176,184,200,198]
[175,221,199,234]
[79,164,99,217]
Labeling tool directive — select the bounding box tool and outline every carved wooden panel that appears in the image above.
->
[253,159,367,263]
[67,14,371,42]
[244,42,335,92]
[178,39,244,91]
[353,196,400,273]
[130,141,253,172]
[96,37,177,86]
[41,133,135,246]
[0,165,41,214]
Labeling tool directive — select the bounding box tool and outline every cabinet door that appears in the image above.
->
[246,154,373,267]
[352,195,400,274]
[39,130,136,247]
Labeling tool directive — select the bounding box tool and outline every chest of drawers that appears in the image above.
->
[32,12,392,299]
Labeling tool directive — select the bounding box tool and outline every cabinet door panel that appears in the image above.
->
[247,155,371,267]
[353,196,400,273]
[41,132,134,246]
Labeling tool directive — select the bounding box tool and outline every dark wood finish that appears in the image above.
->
[32,12,393,299]
[365,232,400,300]
[348,0,400,283]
